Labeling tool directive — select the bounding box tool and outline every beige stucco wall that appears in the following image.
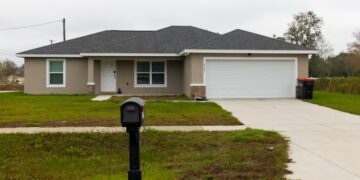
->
[24,58,88,94]
[24,54,308,96]
[183,56,192,97]
[182,53,309,97]
[94,60,101,94]
[116,60,183,95]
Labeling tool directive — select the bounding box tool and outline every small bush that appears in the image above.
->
[314,77,360,95]
[0,82,24,91]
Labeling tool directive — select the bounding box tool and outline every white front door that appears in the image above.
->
[101,60,116,92]
[205,59,296,99]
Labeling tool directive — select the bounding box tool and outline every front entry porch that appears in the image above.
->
[86,58,184,95]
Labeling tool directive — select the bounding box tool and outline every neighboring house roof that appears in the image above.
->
[15,71,24,77]
[17,26,316,57]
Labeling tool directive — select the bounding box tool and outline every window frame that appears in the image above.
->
[46,59,66,88]
[134,60,167,88]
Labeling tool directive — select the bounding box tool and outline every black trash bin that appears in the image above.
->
[296,78,315,99]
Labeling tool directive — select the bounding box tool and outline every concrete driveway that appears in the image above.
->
[214,99,360,180]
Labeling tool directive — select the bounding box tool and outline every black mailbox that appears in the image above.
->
[120,97,145,180]
[121,97,145,127]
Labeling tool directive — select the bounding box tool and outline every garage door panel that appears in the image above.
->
[205,59,295,98]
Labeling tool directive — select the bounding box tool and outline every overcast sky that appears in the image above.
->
[1,0,360,65]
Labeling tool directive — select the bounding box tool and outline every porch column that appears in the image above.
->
[87,58,95,94]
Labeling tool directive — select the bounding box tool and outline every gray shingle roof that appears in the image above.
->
[19,30,154,54]
[18,26,311,55]
[189,29,311,50]
[87,26,221,53]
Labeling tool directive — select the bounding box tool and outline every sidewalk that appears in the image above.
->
[0,125,246,134]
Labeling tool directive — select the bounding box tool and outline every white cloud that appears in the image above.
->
[0,0,359,65]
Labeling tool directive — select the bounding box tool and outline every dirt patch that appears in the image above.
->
[0,121,28,127]
[0,82,23,91]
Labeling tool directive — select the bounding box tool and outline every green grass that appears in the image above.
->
[305,91,360,115]
[314,77,360,95]
[0,129,289,179]
[0,92,240,127]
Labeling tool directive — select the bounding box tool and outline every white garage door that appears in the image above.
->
[205,59,296,99]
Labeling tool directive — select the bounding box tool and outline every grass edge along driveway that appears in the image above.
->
[305,91,360,115]
[0,129,289,179]
[0,92,240,127]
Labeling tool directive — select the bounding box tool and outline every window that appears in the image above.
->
[135,61,166,87]
[47,59,65,87]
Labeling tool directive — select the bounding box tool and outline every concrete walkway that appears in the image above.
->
[91,95,112,101]
[214,99,360,180]
[0,125,246,134]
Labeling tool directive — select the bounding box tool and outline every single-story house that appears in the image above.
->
[6,74,24,84]
[17,26,317,99]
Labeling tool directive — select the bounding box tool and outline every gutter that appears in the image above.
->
[179,49,319,56]
[16,49,318,58]
[16,53,179,58]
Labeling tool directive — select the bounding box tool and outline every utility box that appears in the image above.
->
[121,97,145,127]
[296,78,315,99]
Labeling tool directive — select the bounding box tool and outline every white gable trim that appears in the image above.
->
[80,53,179,57]
[17,54,82,58]
[17,53,179,58]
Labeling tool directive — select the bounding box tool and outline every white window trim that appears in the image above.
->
[134,60,167,88]
[46,59,66,88]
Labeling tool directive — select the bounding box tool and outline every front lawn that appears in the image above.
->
[305,91,360,115]
[0,129,289,179]
[0,93,240,127]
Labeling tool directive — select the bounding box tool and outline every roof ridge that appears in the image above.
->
[92,26,221,52]
[157,25,218,35]
[186,29,236,49]
[156,25,193,31]
[187,26,219,35]
[233,28,314,50]
[107,30,155,32]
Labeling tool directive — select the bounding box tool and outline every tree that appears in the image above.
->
[284,11,323,49]
[283,11,336,77]
[0,59,17,81]
[344,31,360,76]
[309,55,329,77]
[318,39,334,59]
[348,31,360,57]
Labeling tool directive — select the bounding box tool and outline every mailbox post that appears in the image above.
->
[121,97,145,180]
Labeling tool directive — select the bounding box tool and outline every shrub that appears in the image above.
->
[314,77,360,95]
